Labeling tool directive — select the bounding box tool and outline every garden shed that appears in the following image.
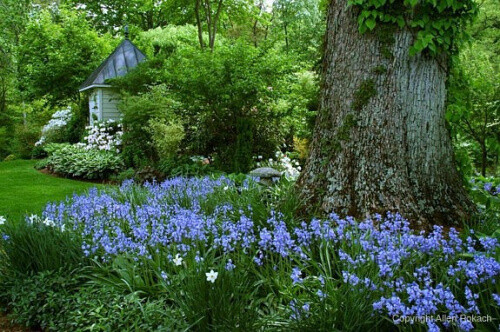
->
[79,32,146,125]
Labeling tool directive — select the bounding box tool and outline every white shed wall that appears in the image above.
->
[88,88,122,125]
[101,89,121,121]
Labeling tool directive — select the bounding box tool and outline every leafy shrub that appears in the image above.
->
[0,127,11,160]
[3,154,17,162]
[10,125,40,159]
[1,268,84,329]
[114,36,303,172]
[31,145,47,159]
[109,168,136,183]
[468,176,500,233]
[36,108,73,146]
[1,268,187,331]
[133,166,164,183]
[157,155,217,178]
[163,41,288,172]
[293,137,310,161]
[45,143,124,179]
[33,158,49,170]
[231,117,254,173]
[147,118,185,159]
[119,84,180,167]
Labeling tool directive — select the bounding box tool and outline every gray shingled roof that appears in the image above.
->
[79,39,146,92]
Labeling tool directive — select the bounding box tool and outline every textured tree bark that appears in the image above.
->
[296,0,475,226]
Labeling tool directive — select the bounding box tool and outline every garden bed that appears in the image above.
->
[0,176,498,331]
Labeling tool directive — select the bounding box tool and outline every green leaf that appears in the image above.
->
[365,18,377,31]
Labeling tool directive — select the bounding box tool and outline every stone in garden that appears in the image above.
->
[249,167,282,185]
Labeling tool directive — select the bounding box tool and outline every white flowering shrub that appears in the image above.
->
[81,120,123,153]
[255,150,301,180]
[35,107,73,146]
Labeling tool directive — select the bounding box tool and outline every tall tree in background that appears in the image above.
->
[194,0,224,51]
[69,0,191,33]
[447,0,500,176]
[273,0,324,58]
[296,0,478,225]
[18,8,111,105]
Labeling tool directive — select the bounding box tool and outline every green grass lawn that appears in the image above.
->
[0,160,105,222]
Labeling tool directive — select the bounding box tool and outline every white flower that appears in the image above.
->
[60,224,66,232]
[173,254,183,266]
[28,214,38,224]
[0,216,5,225]
[206,269,218,283]
[42,218,56,227]
[223,186,229,191]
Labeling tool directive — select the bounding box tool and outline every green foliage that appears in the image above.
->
[349,0,478,56]
[468,176,500,222]
[69,0,190,34]
[117,35,300,172]
[232,118,254,173]
[0,269,187,331]
[272,0,326,62]
[45,143,124,179]
[119,84,180,167]
[272,70,319,140]
[168,41,291,168]
[110,168,136,183]
[0,268,85,329]
[447,0,500,176]
[18,7,112,104]
[3,154,17,162]
[132,166,165,184]
[147,118,185,160]
[136,25,203,58]
[10,124,40,159]
[33,158,49,170]
[171,253,260,330]
[157,155,217,178]
[0,127,11,160]
[0,218,85,277]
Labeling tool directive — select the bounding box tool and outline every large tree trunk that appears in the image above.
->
[296,1,475,226]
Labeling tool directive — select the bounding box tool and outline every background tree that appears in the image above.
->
[296,0,478,225]
[448,50,500,177]
[69,0,193,33]
[447,0,500,177]
[17,7,112,105]
[272,0,325,62]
